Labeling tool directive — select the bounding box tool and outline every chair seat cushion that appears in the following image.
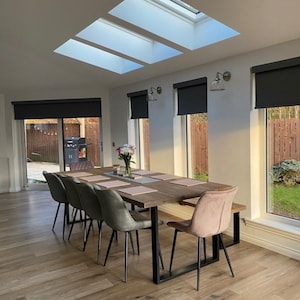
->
[130,211,163,229]
[167,219,192,233]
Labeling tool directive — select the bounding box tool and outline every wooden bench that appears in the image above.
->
[179,199,247,247]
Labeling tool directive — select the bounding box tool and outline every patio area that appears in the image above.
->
[27,161,60,183]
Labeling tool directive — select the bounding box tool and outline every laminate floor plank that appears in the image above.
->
[0,185,299,300]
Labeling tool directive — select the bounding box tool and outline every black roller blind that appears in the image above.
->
[252,57,300,108]
[127,90,148,119]
[12,98,101,119]
[174,77,207,115]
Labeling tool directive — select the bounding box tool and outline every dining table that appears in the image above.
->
[62,166,232,284]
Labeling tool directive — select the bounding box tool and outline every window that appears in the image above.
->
[128,90,150,170]
[135,119,150,170]
[267,106,300,220]
[174,77,208,179]
[186,113,208,180]
[13,98,102,185]
[252,56,300,223]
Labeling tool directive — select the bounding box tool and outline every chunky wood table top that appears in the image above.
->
[62,166,232,209]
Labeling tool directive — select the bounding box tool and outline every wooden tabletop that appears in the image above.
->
[62,166,232,209]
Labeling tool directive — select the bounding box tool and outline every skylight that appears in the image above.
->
[54,39,143,74]
[77,19,182,64]
[109,0,239,50]
[54,0,239,74]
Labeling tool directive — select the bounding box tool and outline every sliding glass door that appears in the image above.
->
[25,117,101,184]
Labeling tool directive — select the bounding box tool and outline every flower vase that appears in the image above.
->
[124,160,131,177]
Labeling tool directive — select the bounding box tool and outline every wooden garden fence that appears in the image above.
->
[26,119,300,171]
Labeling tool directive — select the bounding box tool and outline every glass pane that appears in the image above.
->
[26,119,60,183]
[267,106,300,220]
[63,117,101,169]
[137,118,150,170]
[188,113,208,181]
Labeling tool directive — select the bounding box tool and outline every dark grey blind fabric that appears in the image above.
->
[12,98,101,119]
[127,90,148,119]
[252,57,300,108]
[174,77,207,115]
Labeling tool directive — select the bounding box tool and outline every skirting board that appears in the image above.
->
[240,219,300,261]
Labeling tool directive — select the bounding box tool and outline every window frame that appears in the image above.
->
[264,108,300,227]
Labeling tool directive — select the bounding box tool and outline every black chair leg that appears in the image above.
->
[203,237,207,261]
[104,230,116,266]
[63,203,68,240]
[135,230,140,255]
[129,232,135,255]
[124,232,129,282]
[83,211,88,246]
[219,234,234,277]
[97,220,103,265]
[52,203,61,231]
[159,247,165,270]
[169,229,178,272]
[68,208,78,240]
[197,237,202,291]
[83,219,93,251]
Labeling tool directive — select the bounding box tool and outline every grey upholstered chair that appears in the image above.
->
[94,188,163,282]
[43,171,68,239]
[167,186,238,291]
[58,174,86,245]
[74,181,104,264]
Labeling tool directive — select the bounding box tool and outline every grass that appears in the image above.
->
[270,184,300,220]
[193,173,208,182]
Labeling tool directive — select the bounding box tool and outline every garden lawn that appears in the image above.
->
[271,184,300,220]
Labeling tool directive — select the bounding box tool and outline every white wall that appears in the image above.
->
[109,38,300,260]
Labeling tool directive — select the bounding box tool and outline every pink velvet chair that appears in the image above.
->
[167,186,238,291]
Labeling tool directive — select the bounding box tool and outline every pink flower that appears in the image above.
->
[116,144,135,163]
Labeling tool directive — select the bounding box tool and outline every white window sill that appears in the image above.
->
[249,217,300,238]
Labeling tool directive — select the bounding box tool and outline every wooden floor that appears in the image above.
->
[0,184,299,300]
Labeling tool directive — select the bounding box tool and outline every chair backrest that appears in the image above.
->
[189,186,238,238]
[69,161,94,170]
[75,181,103,221]
[58,175,82,210]
[94,188,138,232]
[43,171,68,204]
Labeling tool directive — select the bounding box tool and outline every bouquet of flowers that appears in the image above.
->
[116,144,135,176]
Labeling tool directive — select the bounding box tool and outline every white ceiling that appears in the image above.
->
[1,0,300,93]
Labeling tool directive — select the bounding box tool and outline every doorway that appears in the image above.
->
[25,117,101,185]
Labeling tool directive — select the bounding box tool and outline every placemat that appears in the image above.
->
[67,171,94,177]
[150,174,179,180]
[96,180,131,188]
[79,175,110,182]
[170,178,206,186]
[118,186,158,196]
[131,170,159,176]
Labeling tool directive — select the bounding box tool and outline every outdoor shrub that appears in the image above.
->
[271,159,300,186]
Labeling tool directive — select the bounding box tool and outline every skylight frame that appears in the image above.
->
[151,0,204,22]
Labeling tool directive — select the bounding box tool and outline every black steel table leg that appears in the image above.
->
[233,212,240,244]
[150,206,160,284]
